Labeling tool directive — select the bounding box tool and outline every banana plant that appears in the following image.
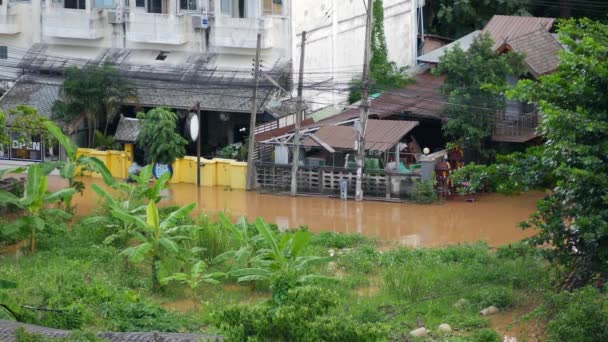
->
[0,279,20,321]
[83,166,170,246]
[111,201,197,292]
[218,217,331,299]
[162,261,225,289]
[43,120,114,212]
[0,164,74,253]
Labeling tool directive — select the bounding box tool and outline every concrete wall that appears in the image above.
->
[76,147,247,189]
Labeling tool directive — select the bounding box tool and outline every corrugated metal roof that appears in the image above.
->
[0,75,62,124]
[114,115,141,143]
[505,29,562,77]
[302,120,419,152]
[418,31,481,64]
[483,15,555,50]
[319,72,445,125]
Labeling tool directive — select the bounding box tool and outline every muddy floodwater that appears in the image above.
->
[51,176,545,248]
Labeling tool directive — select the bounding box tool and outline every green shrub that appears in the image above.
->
[214,286,387,341]
[467,286,514,309]
[470,328,501,342]
[337,245,379,274]
[539,287,608,342]
[445,314,489,331]
[15,328,105,342]
[413,179,438,204]
[188,215,231,263]
[310,232,373,249]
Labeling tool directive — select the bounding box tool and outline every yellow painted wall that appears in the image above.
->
[76,148,247,190]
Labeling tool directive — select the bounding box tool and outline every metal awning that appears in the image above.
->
[301,120,419,153]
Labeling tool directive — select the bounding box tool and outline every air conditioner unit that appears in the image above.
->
[192,14,209,29]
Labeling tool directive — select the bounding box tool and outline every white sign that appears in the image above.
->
[189,114,200,142]
[12,140,41,151]
[201,15,209,29]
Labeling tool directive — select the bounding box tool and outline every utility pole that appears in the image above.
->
[246,33,262,191]
[196,102,201,187]
[290,31,307,196]
[355,0,373,202]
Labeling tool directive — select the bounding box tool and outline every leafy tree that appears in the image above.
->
[348,0,410,103]
[136,107,187,166]
[52,64,135,147]
[111,201,197,292]
[6,105,56,149]
[424,0,529,39]
[432,33,525,158]
[0,110,7,148]
[505,18,608,288]
[0,164,74,253]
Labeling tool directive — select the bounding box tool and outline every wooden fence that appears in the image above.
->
[256,162,421,200]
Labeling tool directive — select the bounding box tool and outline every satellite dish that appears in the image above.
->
[189,114,199,142]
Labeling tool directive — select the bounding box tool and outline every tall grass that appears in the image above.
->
[187,215,232,263]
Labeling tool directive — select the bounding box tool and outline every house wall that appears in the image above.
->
[0,0,420,108]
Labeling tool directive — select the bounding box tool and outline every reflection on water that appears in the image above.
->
[53,177,545,248]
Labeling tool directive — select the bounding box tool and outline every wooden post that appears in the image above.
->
[290,31,307,196]
[246,33,262,191]
[355,0,373,202]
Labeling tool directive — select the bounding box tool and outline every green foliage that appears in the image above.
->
[93,130,119,151]
[413,179,438,204]
[467,286,514,309]
[310,231,373,249]
[505,19,608,286]
[112,200,197,291]
[162,261,223,289]
[217,142,247,161]
[425,0,529,39]
[220,217,332,303]
[214,286,388,341]
[537,287,608,342]
[450,146,552,195]
[42,121,114,212]
[0,164,74,253]
[53,64,135,147]
[432,34,526,157]
[470,328,501,342]
[185,214,232,263]
[136,107,187,166]
[0,109,7,147]
[7,105,56,148]
[0,279,20,321]
[348,0,410,103]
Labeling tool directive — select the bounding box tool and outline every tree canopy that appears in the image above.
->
[52,64,135,147]
[508,18,608,288]
[136,107,187,166]
[432,33,525,157]
[5,105,56,148]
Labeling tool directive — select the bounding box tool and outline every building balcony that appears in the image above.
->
[212,17,275,49]
[126,13,188,45]
[43,9,104,39]
[0,6,20,34]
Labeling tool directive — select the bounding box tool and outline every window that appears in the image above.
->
[222,0,255,18]
[0,46,7,60]
[65,0,86,9]
[94,0,114,8]
[156,51,169,61]
[136,0,145,7]
[147,0,164,13]
[180,0,196,11]
[263,0,282,16]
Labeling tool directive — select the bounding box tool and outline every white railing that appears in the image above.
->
[43,8,104,39]
[126,13,189,45]
[0,6,19,34]
[213,17,275,49]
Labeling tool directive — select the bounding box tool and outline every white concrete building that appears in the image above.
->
[0,0,421,107]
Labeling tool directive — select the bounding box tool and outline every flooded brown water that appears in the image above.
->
[51,176,545,248]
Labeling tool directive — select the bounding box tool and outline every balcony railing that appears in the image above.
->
[0,6,20,34]
[212,17,275,49]
[43,8,104,39]
[126,13,188,45]
[492,112,540,142]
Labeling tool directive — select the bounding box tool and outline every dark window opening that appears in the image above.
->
[0,46,7,60]
[136,0,145,7]
[147,0,164,13]
[156,51,169,61]
[180,0,196,11]
[65,0,86,9]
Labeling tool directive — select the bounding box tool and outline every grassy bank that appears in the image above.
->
[4,212,603,341]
